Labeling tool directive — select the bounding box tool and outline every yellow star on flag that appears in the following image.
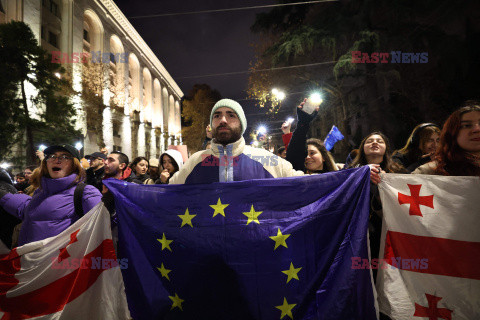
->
[157,263,171,281]
[157,233,173,252]
[243,205,263,225]
[169,293,184,311]
[275,297,296,319]
[210,198,229,217]
[269,228,290,250]
[282,262,302,283]
[178,208,196,227]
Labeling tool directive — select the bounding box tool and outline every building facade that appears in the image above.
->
[1,0,183,160]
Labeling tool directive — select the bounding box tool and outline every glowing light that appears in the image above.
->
[287,117,294,124]
[55,72,61,79]
[258,126,267,134]
[309,92,323,105]
[0,163,10,169]
[39,144,47,151]
[75,142,83,150]
[272,88,286,101]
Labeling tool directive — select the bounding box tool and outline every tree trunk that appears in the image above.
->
[21,80,36,164]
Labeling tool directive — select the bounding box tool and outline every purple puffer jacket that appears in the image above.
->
[0,174,102,246]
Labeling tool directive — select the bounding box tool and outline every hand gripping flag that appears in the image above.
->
[104,166,377,320]
[376,174,480,320]
[323,126,344,151]
[0,203,131,319]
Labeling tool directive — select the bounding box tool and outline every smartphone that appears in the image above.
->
[302,98,318,114]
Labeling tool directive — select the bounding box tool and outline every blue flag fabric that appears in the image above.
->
[104,166,376,320]
[324,125,344,151]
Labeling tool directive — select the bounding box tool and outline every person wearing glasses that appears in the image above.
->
[0,144,102,246]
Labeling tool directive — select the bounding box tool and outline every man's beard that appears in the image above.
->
[104,166,119,177]
[213,125,242,145]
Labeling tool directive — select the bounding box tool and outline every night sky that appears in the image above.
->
[113,2,272,96]
[112,0,295,142]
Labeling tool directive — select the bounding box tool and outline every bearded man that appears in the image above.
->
[169,99,303,184]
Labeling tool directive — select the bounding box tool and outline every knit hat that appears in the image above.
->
[210,99,247,134]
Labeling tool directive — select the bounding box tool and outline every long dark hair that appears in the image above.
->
[129,156,149,175]
[394,124,441,163]
[350,132,405,173]
[306,138,337,173]
[435,103,480,176]
[160,154,180,173]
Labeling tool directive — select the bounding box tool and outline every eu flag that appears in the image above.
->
[324,126,344,151]
[104,166,376,320]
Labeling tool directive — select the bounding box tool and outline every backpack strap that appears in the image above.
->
[74,183,87,217]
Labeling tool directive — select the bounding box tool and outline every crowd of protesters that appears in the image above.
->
[0,98,478,320]
[0,98,478,251]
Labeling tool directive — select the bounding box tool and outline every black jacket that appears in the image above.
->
[0,168,21,248]
[86,166,105,192]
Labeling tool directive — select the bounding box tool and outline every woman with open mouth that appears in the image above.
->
[0,144,102,246]
[346,132,405,286]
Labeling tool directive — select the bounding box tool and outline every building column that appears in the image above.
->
[137,112,146,157]
[149,128,156,159]
[122,114,132,159]
[175,100,181,139]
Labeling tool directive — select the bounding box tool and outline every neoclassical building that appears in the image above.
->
[1,0,183,159]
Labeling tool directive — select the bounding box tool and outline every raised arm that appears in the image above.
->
[286,99,320,171]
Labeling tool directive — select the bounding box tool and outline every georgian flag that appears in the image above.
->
[0,203,131,319]
[376,174,480,319]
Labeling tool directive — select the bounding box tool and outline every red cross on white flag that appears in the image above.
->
[0,203,130,319]
[413,293,452,320]
[397,184,434,216]
[376,174,480,320]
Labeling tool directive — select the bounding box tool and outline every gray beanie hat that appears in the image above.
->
[210,99,247,134]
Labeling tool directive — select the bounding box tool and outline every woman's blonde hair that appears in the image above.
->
[32,157,86,188]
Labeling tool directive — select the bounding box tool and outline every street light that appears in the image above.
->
[272,88,286,101]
